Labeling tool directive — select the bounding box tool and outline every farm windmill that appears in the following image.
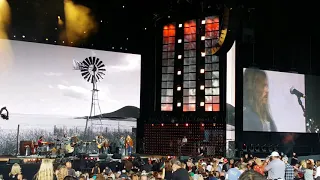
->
[73,56,106,139]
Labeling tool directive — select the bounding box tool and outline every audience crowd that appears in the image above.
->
[3,151,320,180]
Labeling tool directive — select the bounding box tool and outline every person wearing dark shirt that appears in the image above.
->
[171,159,189,180]
[91,163,100,175]
[291,152,298,166]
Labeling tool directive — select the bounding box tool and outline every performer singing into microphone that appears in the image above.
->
[243,69,277,132]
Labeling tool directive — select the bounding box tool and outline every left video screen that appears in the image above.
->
[0,39,141,155]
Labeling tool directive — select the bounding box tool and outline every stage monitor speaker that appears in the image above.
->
[8,159,22,164]
[112,153,122,159]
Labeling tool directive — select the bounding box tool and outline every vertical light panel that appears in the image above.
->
[183,20,197,112]
[204,16,220,112]
[161,24,176,111]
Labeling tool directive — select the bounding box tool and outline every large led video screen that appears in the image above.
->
[243,68,309,133]
[0,39,141,155]
[226,42,235,157]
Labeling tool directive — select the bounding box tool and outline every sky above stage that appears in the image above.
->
[0,39,141,116]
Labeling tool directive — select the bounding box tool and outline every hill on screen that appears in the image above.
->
[76,106,139,119]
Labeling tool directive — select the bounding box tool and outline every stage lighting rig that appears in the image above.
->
[0,106,9,120]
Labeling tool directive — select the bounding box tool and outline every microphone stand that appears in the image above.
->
[297,97,319,134]
[297,97,305,115]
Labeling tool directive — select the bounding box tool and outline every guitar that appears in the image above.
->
[65,144,74,153]
[97,143,103,149]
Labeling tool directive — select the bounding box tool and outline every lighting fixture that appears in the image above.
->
[177,102,181,107]
[177,71,181,75]
[200,85,204,90]
[200,69,205,73]
[177,86,181,91]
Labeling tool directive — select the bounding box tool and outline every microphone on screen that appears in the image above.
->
[290,87,305,98]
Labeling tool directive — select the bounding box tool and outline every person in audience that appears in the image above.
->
[226,161,242,180]
[243,68,277,132]
[65,161,76,177]
[33,159,56,180]
[239,170,265,180]
[171,159,189,180]
[264,151,286,179]
[91,163,100,176]
[63,176,77,180]
[291,152,299,166]
[57,166,68,180]
[9,163,23,180]
[283,156,294,180]
[315,160,320,180]
[96,174,105,180]
[304,161,314,180]
[253,158,264,175]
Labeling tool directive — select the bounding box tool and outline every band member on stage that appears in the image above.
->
[182,136,188,144]
[96,135,105,154]
[38,136,44,146]
[119,136,125,156]
[125,135,133,156]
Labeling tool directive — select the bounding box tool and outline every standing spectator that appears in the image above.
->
[171,159,189,180]
[283,156,294,180]
[253,158,264,176]
[33,159,56,180]
[291,152,299,166]
[66,162,76,177]
[314,161,320,180]
[304,162,314,180]
[9,163,23,180]
[264,151,286,180]
[227,161,242,180]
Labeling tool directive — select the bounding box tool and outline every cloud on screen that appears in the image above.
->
[57,84,90,101]
[44,72,63,76]
[109,54,140,72]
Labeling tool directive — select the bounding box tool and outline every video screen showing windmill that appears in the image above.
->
[0,39,141,155]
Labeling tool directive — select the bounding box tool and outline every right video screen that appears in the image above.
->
[243,68,320,133]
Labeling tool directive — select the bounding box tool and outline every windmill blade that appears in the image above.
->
[99,68,106,71]
[89,57,93,64]
[97,60,103,67]
[88,75,92,83]
[82,72,90,79]
[98,64,105,69]
[97,73,103,80]
[83,58,90,67]
[92,56,96,65]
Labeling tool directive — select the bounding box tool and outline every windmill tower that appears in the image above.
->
[73,57,106,139]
